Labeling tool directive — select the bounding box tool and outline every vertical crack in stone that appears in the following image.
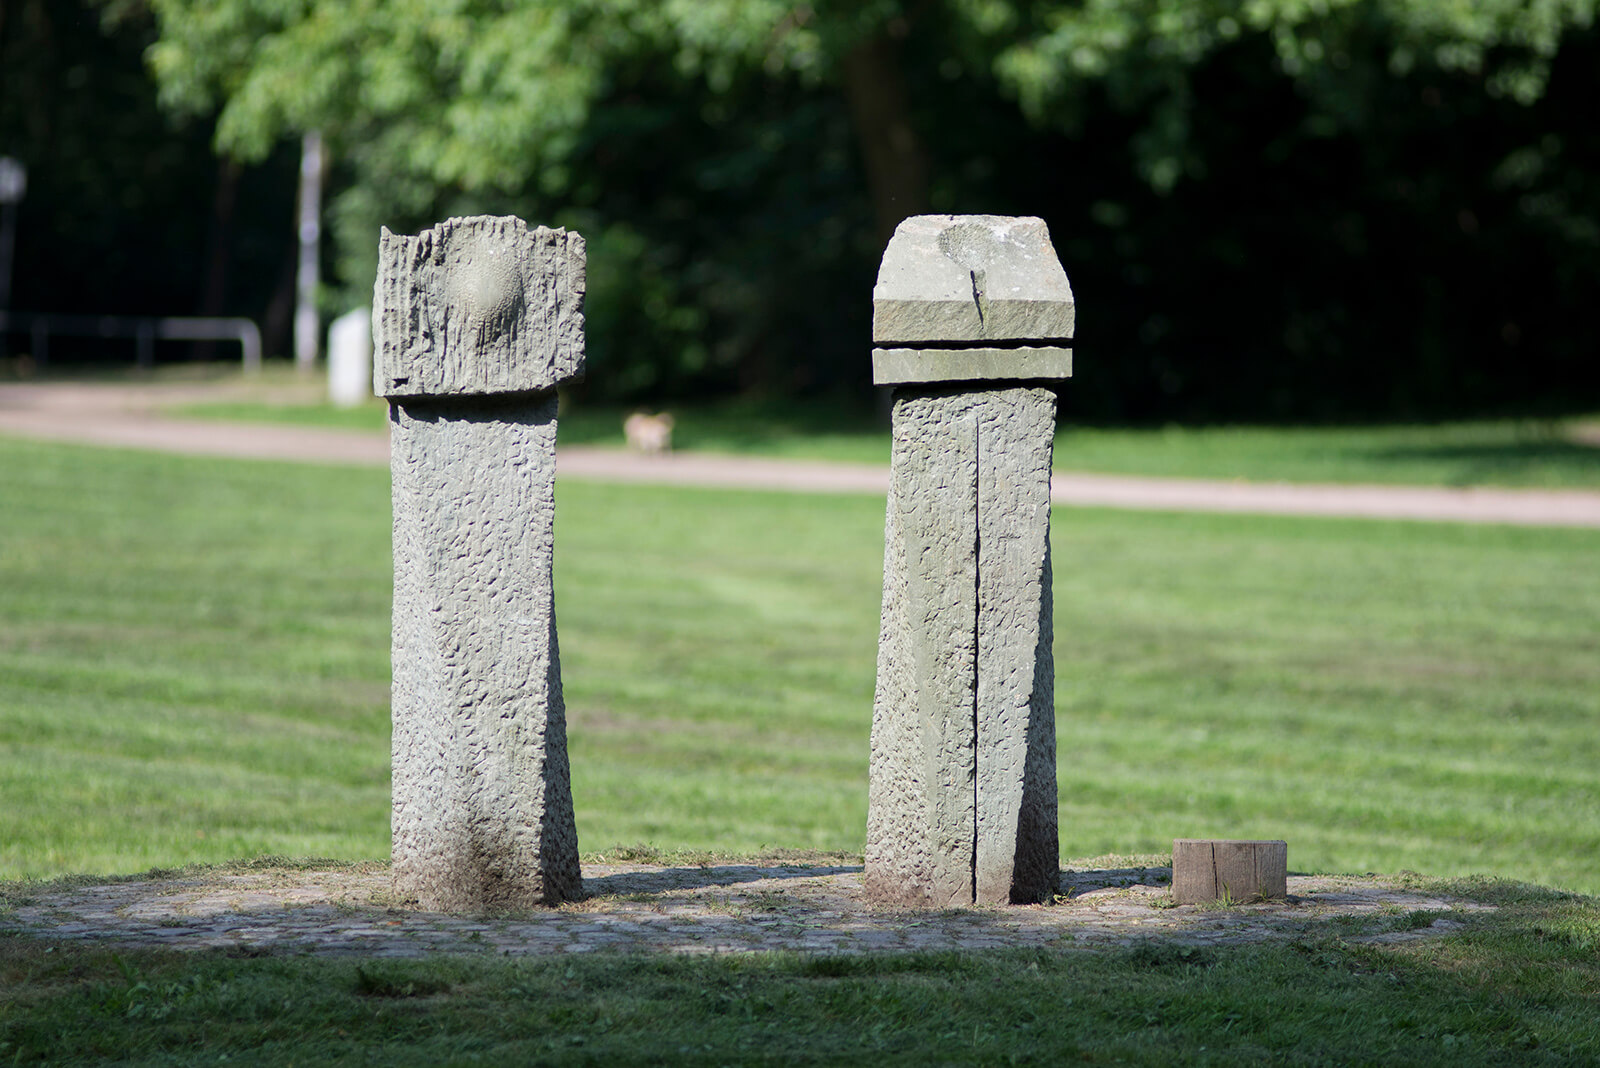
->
[970,411,981,903]
[868,218,1069,908]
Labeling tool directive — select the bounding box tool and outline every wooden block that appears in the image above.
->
[1172,839,1288,904]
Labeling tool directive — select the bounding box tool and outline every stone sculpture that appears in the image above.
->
[865,215,1073,906]
[375,215,584,909]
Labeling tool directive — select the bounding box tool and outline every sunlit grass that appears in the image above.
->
[175,390,1600,488]
[2,432,1598,1063]
[2,436,1597,893]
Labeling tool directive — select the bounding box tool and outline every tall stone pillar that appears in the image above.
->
[865,215,1074,906]
[375,215,584,909]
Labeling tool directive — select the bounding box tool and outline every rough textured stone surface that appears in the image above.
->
[975,390,1059,905]
[866,390,979,908]
[865,387,1059,906]
[1173,840,1289,904]
[379,214,583,910]
[873,216,1075,345]
[872,345,1072,386]
[389,395,581,909]
[374,216,584,399]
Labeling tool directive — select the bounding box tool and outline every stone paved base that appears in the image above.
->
[0,863,1491,958]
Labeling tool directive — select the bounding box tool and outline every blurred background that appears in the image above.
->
[2,0,1596,423]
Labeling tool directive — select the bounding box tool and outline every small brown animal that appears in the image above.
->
[623,411,675,454]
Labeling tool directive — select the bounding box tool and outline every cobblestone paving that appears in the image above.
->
[1,863,1492,958]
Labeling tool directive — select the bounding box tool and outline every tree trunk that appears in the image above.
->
[194,155,241,359]
[843,29,931,251]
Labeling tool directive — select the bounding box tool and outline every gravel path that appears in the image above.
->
[2,863,1490,958]
[3,379,1599,527]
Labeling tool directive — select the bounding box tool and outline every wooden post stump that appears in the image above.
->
[1172,839,1288,904]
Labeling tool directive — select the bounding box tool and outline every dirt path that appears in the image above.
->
[2,862,1489,958]
[4,379,1599,527]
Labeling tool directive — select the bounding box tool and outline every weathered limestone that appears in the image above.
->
[376,215,584,910]
[375,215,584,398]
[865,215,1074,906]
[871,346,1072,386]
[1172,840,1289,904]
[873,215,1076,346]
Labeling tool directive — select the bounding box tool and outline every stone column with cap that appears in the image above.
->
[865,215,1074,907]
[374,215,584,909]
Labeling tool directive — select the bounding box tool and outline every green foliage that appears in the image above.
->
[146,0,1596,185]
[975,0,1597,187]
[144,0,834,186]
[121,0,1600,417]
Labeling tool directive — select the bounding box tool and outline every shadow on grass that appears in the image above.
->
[585,863,1175,900]
[1059,865,1173,894]
[0,868,1503,967]
[582,863,862,897]
[6,891,1598,1067]
[1370,440,1600,484]
[6,862,1459,956]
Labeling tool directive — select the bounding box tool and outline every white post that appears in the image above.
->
[0,156,26,314]
[327,307,371,407]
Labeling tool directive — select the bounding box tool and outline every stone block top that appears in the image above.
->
[873,215,1075,346]
[374,215,585,399]
[871,345,1072,386]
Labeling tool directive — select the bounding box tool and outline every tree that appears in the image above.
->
[0,0,299,358]
[124,1,1600,415]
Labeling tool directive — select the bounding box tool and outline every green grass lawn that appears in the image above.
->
[176,391,1600,488]
[5,876,1600,1066]
[1,436,1596,891]
[3,435,1599,1064]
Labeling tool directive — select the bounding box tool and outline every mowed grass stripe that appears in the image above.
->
[0,437,1596,891]
[1,759,382,875]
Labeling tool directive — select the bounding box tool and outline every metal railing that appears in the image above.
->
[0,311,262,371]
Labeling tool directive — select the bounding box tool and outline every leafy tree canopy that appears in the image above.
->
[128,0,1600,417]
[146,0,1593,191]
